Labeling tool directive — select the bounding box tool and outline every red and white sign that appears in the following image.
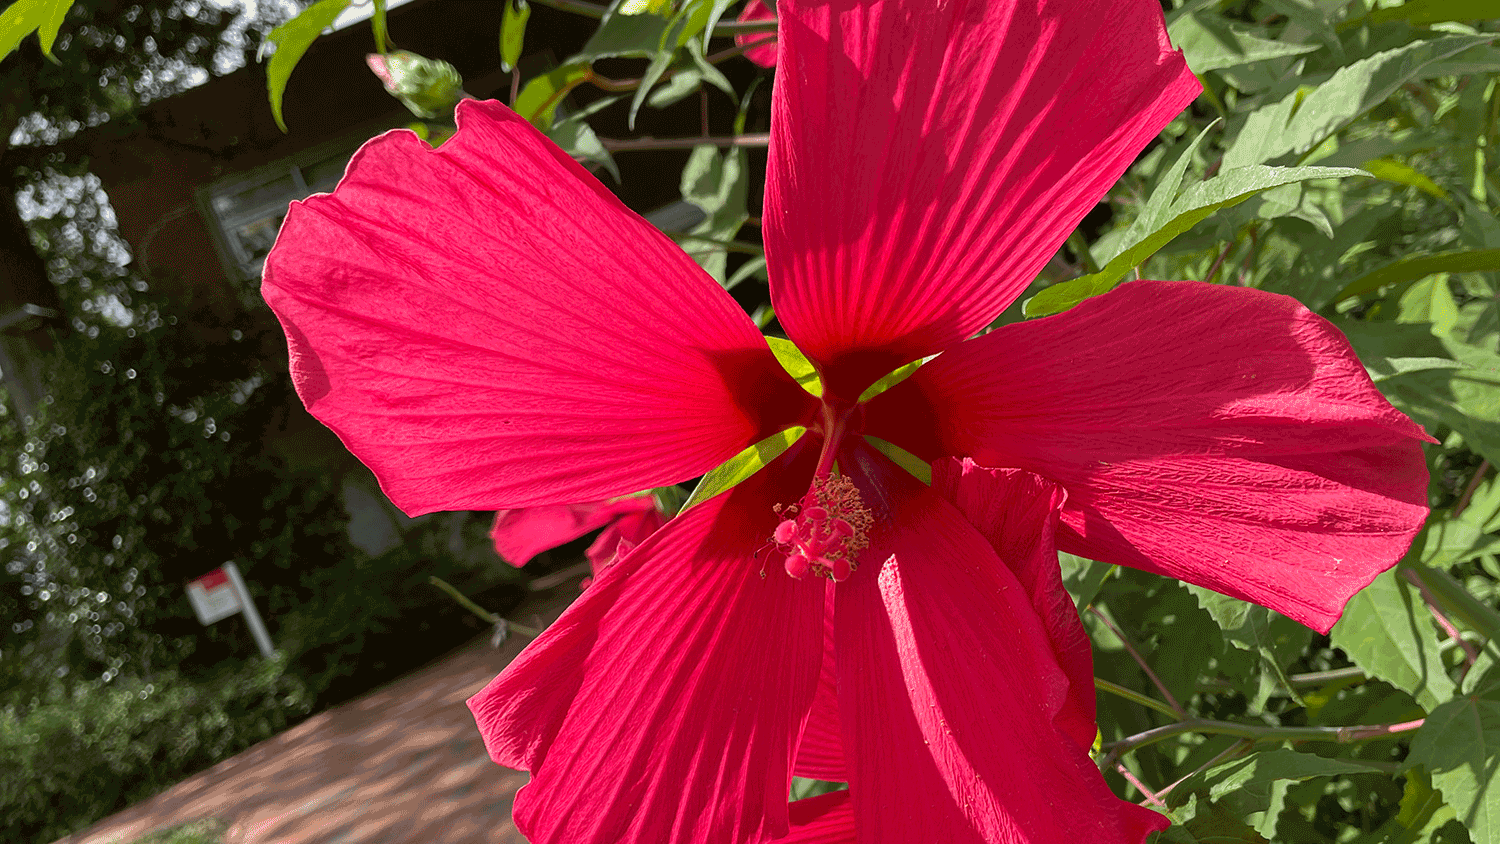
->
[187,567,243,625]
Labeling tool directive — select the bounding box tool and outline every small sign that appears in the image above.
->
[185,562,277,659]
[187,567,243,625]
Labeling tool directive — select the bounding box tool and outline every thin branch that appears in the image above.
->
[1115,763,1168,809]
[1403,567,1480,669]
[1089,606,1186,716]
[1095,677,1181,720]
[599,133,770,151]
[528,560,591,591]
[1156,740,1252,801]
[429,576,540,637]
[1203,239,1234,284]
[1103,717,1425,758]
[1197,665,1366,693]
[529,0,779,33]
[1453,459,1490,518]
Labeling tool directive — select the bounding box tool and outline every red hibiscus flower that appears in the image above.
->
[261,0,1430,842]
[490,493,665,573]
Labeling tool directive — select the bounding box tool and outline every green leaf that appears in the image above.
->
[857,358,925,403]
[264,0,354,132]
[1337,320,1463,383]
[0,0,73,61]
[1407,689,1500,844]
[1345,324,1500,468]
[681,427,805,510]
[1025,165,1364,318]
[1060,554,1112,610]
[514,62,589,129]
[1363,0,1500,27]
[724,255,766,290]
[578,6,671,61]
[766,336,821,397]
[1363,158,1449,200]
[862,436,931,484]
[548,112,619,182]
[1203,749,1387,807]
[1221,35,1492,170]
[1188,586,1311,710]
[500,0,531,72]
[1167,12,1320,73]
[1331,569,1457,712]
[1105,120,1221,265]
[1336,249,1500,303]
[676,144,749,283]
[628,49,675,128]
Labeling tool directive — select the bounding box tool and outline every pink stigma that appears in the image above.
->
[771,474,873,582]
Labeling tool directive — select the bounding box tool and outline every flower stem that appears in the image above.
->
[600,133,770,152]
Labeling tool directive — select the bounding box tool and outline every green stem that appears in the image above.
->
[1095,677,1181,720]
[429,576,498,623]
[1104,717,1425,757]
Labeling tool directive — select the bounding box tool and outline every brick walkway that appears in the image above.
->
[56,590,578,844]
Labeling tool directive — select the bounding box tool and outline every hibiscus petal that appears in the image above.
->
[866,281,1431,633]
[468,444,825,844]
[763,0,1199,401]
[784,791,856,844]
[584,501,666,572]
[833,445,1168,843]
[264,99,815,515]
[794,590,847,780]
[930,459,1097,753]
[492,495,656,567]
[736,0,778,68]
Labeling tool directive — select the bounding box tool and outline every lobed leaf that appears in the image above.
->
[1330,569,1456,712]
[1407,689,1500,844]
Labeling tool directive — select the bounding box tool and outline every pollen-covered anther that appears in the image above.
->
[770,474,872,582]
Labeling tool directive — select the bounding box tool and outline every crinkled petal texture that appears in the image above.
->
[833,444,1168,844]
[491,495,656,567]
[764,0,1200,401]
[867,281,1431,633]
[467,446,825,844]
[263,99,814,516]
[931,459,1097,753]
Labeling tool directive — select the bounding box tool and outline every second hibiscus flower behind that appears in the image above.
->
[261,1,1430,842]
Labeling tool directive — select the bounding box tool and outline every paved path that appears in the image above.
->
[57,590,578,844]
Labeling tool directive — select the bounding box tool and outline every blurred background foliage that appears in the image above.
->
[1,0,1499,842]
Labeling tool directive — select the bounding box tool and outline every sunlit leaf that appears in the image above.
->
[862,436,930,484]
[264,0,354,132]
[1222,35,1491,170]
[1407,688,1500,844]
[766,336,821,397]
[675,144,749,283]
[0,0,72,62]
[1168,12,1320,74]
[514,62,588,128]
[680,426,805,510]
[1026,165,1363,317]
[1330,569,1456,711]
[500,0,531,72]
[1336,248,1500,303]
[1362,158,1449,200]
[1362,0,1500,27]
